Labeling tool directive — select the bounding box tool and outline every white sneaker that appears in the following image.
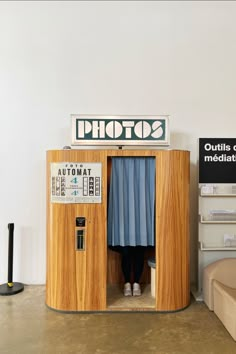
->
[124,282,132,296]
[133,283,141,296]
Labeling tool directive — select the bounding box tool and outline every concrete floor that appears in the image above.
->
[107,284,155,310]
[0,285,235,354]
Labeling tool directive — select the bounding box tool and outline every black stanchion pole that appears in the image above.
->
[8,223,14,287]
[0,223,24,296]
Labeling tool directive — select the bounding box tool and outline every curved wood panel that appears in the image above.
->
[156,150,190,311]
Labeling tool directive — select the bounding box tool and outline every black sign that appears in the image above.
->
[199,138,236,183]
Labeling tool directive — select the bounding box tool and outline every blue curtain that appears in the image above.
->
[107,157,155,246]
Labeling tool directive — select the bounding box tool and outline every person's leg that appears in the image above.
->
[121,246,132,296]
[133,246,145,296]
[133,246,145,283]
[121,246,132,282]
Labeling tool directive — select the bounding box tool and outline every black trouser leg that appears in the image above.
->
[121,247,132,283]
[133,246,145,283]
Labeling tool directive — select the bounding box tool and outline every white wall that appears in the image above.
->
[1,1,236,285]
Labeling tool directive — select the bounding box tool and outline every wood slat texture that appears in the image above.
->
[155,150,190,311]
[46,150,107,311]
[46,149,190,312]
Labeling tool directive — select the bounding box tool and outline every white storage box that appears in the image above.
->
[148,258,156,297]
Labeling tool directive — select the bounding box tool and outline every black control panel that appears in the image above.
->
[76,217,86,227]
[75,217,86,251]
[76,229,84,250]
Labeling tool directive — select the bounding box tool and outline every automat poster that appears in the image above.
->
[50,162,102,203]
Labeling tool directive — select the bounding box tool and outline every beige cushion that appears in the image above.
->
[203,258,236,310]
[213,280,236,341]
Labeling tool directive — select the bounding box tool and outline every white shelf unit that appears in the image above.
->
[200,193,236,197]
[200,215,236,224]
[199,242,236,251]
[197,183,236,299]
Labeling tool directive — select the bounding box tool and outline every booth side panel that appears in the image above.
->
[46,150,107,311]
[46,204,79,310]
[156,151,190,311]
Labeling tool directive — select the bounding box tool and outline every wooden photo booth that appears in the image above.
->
[46,149,190,312]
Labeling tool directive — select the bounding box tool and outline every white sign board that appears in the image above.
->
[71,115,169,146]
[50,162,102,203]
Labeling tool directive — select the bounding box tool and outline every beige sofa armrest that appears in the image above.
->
[203,258,236,310]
